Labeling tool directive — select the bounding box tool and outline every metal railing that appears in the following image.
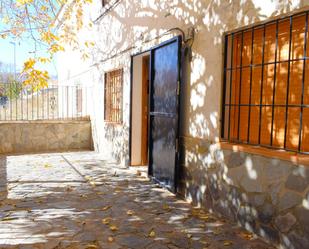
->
[0,84,92,121]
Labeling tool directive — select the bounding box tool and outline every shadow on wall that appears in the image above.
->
[178,138,309,249]
[104,123,129,164]
[91,0,271,162]
[90,1,309,248]
[168,1,309,249]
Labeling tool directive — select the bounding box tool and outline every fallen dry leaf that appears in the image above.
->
[96,191,105,195]
[102,206,112,211]
[191,209,201,217]
[148,229,156,238]
[200,214,210,220]
[114,187,122,193]
[85,244,98,249]
[163,204,171,211]
[44,163,52,168]
[89,181,96,187]
[223,240,233,246]
[102,218,111,225]
[126,210,134,216]
[240,231,254,240]
[201,240,210,247]
[109,225,118,231]
[107,236,114,242]
[2,217,16,221]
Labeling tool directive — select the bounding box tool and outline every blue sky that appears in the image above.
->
[0,0,60,78]
[0,37,58,77]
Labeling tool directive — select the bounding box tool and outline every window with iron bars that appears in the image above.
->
[221,11,309,154]
[104,68,123,123]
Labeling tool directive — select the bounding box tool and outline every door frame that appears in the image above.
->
[141,55,150,165]
[129,36,182,193]
[129,50,151,166]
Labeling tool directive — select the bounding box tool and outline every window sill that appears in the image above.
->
[218,141,309,166]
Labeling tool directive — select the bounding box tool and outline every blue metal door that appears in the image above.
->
[148,36,181,192]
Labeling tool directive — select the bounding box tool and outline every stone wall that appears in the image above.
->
[0,120,93,154]
[178,136,309,249]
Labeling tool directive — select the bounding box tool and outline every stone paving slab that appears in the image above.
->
[0,152,276,249]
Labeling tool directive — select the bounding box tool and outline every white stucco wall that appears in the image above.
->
[58,0,309,162]
[56,2,309,247]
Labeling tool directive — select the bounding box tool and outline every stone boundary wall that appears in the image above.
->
[178,136,309,249]
[0,120,93,154]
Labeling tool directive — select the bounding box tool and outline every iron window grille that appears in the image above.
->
[104,68,123,123]
[221,11,309,154]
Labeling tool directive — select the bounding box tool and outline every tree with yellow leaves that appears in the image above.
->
[0,0,93,90]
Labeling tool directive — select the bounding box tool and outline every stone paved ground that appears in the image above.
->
[0,152,276,249]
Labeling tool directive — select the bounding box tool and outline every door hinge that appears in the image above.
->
[177,81,180,95]
[175,138,179,153]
